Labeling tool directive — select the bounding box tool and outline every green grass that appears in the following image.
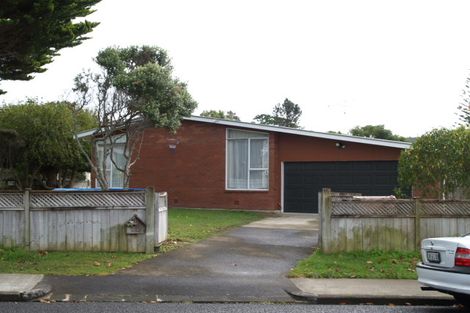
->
[0,249,153,275]
[166,208,264,243]
[0,208,264,275]
[290,250,421,279]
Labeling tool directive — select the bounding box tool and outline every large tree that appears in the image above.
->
[350,125,406,141]
[458,77,470,126]
[0,100,97,189]
[200,110,240,121]
[74,45,197,189]
[458,103,470,126]
[0,0,101,94]
[253,98,302,128]
[398,127,470,199]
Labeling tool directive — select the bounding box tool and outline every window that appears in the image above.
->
[96,139,127,188]
[226,129,269,190]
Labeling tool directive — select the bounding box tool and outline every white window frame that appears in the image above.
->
[225,128,269,191]
[95,135,126,188]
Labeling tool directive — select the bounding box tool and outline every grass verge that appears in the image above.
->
[0,249,153,276]
[289,250,421,279]
[0,208,264,275]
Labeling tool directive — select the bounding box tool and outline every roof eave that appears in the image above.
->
[184,116,411,149]
[75,116,412,149]
[76,129,96,139]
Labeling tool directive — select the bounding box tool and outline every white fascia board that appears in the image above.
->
[76,116,412,149]
[77,130,127,146]
[76,118,142,139]
[76,129,96,139]
[185,116,411,149]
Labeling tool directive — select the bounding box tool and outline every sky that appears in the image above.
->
[2,0,470,137]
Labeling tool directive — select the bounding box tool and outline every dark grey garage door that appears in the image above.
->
[283,161,400,213]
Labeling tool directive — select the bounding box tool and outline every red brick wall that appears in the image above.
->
[129,121,404,211]
[277,133,402,161]
[130,121,279,210]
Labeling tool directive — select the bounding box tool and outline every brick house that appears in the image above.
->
[82,116,410,213]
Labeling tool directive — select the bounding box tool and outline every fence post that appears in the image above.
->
[154,193,160,246]
[154,192,168,246]
[318,191,323,248]
[320,188,332,253]
[414,199,422,250]
[145,187,156,254]
[23,188,31,250]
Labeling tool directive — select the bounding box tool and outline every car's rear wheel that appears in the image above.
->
[453,293,470,306]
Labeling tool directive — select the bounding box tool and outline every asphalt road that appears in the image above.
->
[44,216,318,302]
[0,303,463,313]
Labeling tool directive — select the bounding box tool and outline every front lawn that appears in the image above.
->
[0,208,264,275]
[166,208,264,244]
[290,250,421,279]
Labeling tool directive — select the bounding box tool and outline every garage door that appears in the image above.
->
[283,161,400,213]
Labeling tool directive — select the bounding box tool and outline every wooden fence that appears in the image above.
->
[0,188,168,253]
[319,188,470,253]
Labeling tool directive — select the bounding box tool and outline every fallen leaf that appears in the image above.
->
[93,261,101,266]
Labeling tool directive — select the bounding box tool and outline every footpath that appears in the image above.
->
[287,278,454,305]
[0,274,456,306]
[0,274,50,301]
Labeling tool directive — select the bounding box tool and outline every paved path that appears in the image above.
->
[289,278,454,305]
[44,214,318,302]
[0,274,50,301]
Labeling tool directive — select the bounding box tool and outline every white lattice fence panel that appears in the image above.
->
[30,192,145,208]
[332,200,415,217]
[0,193,23,209]
[421,200,470,216]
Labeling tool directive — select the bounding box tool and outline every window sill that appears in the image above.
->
[225,189,269,193]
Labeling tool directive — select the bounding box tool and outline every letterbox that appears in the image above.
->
[125,214,146,234]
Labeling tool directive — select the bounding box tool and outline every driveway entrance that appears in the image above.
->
[45,214,318,302]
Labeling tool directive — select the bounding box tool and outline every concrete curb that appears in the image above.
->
[0,283,51,302]
[284,288,457,306]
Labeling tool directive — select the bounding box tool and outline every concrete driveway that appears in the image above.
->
[44,214,318,302]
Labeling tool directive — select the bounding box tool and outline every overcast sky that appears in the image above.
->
[2,0,470,137]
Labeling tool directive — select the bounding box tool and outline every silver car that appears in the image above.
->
[416,235,470,305]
